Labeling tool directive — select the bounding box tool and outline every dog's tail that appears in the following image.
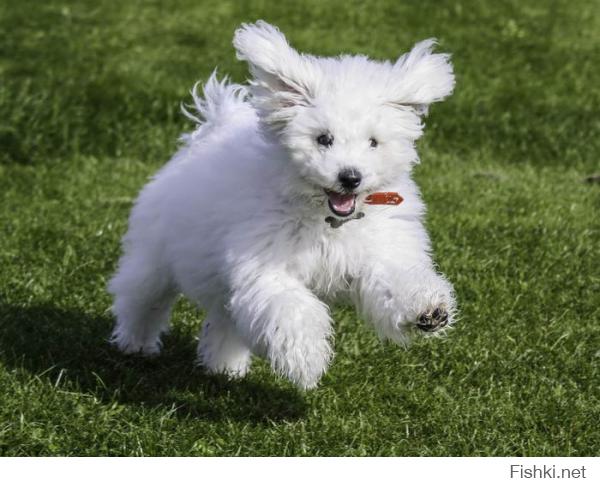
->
[180,70,251,143]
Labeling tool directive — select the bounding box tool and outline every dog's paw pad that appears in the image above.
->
[416,307,449,332]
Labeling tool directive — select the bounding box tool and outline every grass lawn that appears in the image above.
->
[0,0,599,456]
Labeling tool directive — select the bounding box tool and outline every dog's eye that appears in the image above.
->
[369,137,378,148]
[316,133,334,148]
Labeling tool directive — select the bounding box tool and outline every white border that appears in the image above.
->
[0,457,597,487]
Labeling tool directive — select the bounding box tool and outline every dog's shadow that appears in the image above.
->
[0,302,307,423]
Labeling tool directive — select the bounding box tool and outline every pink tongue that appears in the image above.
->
[328,192,355,213]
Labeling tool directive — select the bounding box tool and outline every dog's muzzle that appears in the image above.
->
[326,190,357,217]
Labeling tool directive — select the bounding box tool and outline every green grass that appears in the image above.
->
[0,0,599,456]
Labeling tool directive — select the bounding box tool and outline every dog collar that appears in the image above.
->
[325,212,365,228]
[364,192,404,205]
[325,192,403,228]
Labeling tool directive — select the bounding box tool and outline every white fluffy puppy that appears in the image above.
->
[109,21,457,389]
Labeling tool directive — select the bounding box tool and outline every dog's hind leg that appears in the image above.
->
[197,305,252,378]
[108,252,177,356]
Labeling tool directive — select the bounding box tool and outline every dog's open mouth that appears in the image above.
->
[326,190,356,217]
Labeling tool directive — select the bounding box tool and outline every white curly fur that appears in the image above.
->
[108,21,457,389]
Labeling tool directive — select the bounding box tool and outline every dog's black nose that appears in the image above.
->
[338,168,362,191]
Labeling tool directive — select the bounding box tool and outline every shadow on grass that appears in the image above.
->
[0,302,307,424]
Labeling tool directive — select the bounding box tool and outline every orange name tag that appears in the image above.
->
[364,192,404,205]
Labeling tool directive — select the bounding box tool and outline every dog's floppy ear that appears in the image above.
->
[233,21,317,131]
[388,39,455,116]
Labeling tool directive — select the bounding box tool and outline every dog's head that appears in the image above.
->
[234,21,454,218]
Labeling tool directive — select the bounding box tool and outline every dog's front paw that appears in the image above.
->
[416,306,450,333]
[268,337,332,390]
